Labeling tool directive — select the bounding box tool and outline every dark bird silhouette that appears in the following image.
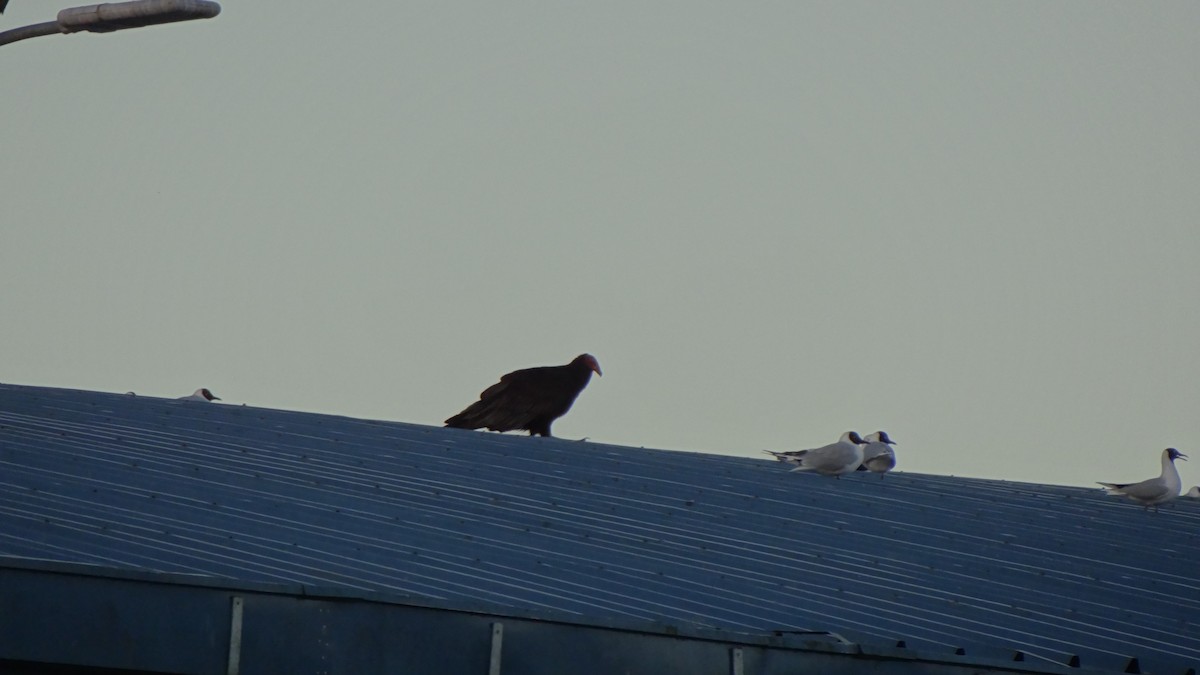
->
[445,354,602,437]
[179,388,220,402]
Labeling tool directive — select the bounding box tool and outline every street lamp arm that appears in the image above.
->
[0,20,62,46]
[0,0,219,47]
[58,0,219,33]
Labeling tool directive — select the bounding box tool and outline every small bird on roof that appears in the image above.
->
[857,430,897,475]
[1185,486,1199,499]
[763,431,866,477]
[179,388,221,402]
[1097,448,1186,510]
[444,354,601,437]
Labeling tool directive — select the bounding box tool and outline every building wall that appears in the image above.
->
[0,563,1114,675]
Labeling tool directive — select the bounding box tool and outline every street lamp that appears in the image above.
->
[0,0,219,47]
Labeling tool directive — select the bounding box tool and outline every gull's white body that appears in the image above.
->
[1098,448,1186,509]
[764,431,866,477]
[859,431,896,474]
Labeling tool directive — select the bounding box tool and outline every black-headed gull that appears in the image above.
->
[179,388,221,402]
[763,431,866,477]
[1097,447,1186,510]
[857,431,897,475]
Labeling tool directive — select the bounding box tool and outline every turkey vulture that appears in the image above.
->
[444,354,602,437]
[179,388,221,402]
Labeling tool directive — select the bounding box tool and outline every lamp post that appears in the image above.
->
[0,0,219,47]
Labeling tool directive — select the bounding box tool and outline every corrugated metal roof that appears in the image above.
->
[1,383,1197,674]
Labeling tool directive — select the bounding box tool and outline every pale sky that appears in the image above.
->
[3,2,1198,489]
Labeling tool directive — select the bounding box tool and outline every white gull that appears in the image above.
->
[763,431,866,478]
[1097,448,1186,510]
[858,430,897,475]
